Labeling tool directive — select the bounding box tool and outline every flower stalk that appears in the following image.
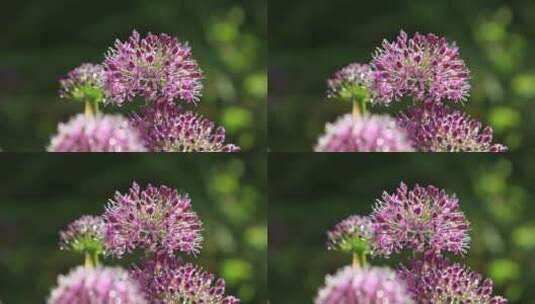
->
[84,252,93,269]
[351,94,368,120]
[84,250,100,269]
[352,253,360,269]
[83,97,100,118]
[352,100,360,120]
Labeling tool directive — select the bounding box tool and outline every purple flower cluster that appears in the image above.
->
[317,182,507,303]
[315,266,413,304]
[326,215,374,252]
[398,102,508,152]
[103,182,203,258]
[371,182,470,257]
[47,114,147,152]
[131,255,239,304]
[371,30,470,104]
[104,30,203,105]
[48,266,147,304]
[398,253,507,304]
[327,63,373,100]
[315,114,414,152]
[50,182,239,302]
[320,30,506,152]
[59,215,105,253]
[52,29,238,153]
[131,101,240,152]
[59,63,106,102]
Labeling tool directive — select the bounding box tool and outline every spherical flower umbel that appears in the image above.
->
[396,250,450,302]
[315,266,413,304]
[131,101,240,152]
[428,264,507,304]
[327,215,374,253]
[398,256,507,304]
[315,114,414,152]
[327,63,373,101]
[47,114,148,152]
[104,30,203,105]
[103,182,203,257]
[131,255,239,304]
[371,182,470,257]
[59,215,105,254]
[371,30,470,104]
[59,63,106,102]
[397,101,508,152]
[48,266,147,304]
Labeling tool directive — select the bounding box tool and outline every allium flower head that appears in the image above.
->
[372,30,470,104]
[398,102,508,152]
[59,63,106,102]
[398,255,507,304]
[104,30,203,105]
[428,264,507,304]
[371,182,470,257]
[48,266,146,304]
[59,215,105,254]
[315,114,414,152]
[315,266,413,304]
[131,255,239,304]
[131,101,240,152]
[327,63,373,101]
[327,215,374,253]
[103,182,203,257]
[47,114,147,152]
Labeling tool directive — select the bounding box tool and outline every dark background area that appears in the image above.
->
[0,0,266,152]
[269,153,535,303]
[269,0,535,151]
[0,154,267,303]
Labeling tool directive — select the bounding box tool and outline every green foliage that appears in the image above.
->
[0,154,267,303]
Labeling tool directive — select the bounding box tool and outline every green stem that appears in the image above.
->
[84,97,100,118]
[92,251,100,267]
[352,253,360,269]
[351,95,369,120]
[84,252,93,269]
[358,95,367,116]
[84,251,100,269]
[84,101,94,118]
[360,251,367,267]
[352,100,360,120]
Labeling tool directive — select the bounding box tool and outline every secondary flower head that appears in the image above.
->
[48,266,146,304]
[59,215,105,255]
[398,255,507,304]
[327,215,374,253]
[131,255,239,304]
[371,182,470,257]
[131,101,240,152]
[428,264,507,304]
[371,30,470,104]
[315,114,414,152]
[47,114,148,152]
[315,266,413,304]
[327,63,373,101]
[104,30,203,105]
[103,182,203,257]
[59,63,106,103]
[398,101,508,152]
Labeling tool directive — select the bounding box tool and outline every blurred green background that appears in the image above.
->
[0,154,267,303]
[269,0,535,151]
[0,0,266,152]
[269,153,535,303]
